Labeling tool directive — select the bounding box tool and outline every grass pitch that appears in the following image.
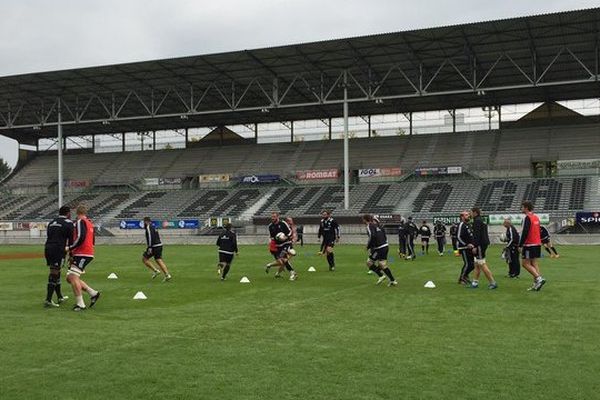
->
[0,243,598,400]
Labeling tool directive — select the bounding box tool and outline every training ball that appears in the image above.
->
[288,248,296,256]
[276,232,287,242]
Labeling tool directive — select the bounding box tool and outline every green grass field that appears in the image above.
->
[0,243,598,400]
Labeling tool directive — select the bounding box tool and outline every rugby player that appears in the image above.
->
[317,210,340,271]
[469,208,497,289]
[405,216,418,260]
[419,220,432,255]
[265,212,297,281]
[216,223,238,281]
[65,205,100,311]
[363,214,397,287]
[456,211,475,285]
[519,201,546,291]
[43,205,73,308]
[433,220,446,256]
[541,225,560,258]
[503,218,521,278]
[142,217,172,282]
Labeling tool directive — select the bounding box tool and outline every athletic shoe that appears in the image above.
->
[376,275,387,285]
[367,270,373,275]
[388,280,398,287]
[468,283,479,289]
[72,305,86,312]
[152,270,161,279]
[274,271,282,278]
[554,254,560,259]
[265,265,271,274]
[488,283,498,290]
[459,277,471,286]
[89,292,101,308]
[439,252,444,256]
[329,266,335,272]
[163,275,172,282]
[57,296,69,304]
[44,300,59,308]
[527,284,536,291]
[405,256,412,260]
[534,278,546,291]
[289,272,298,281]
[220,277,226,281]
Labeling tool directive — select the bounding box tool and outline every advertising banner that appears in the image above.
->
[239,174,280,184]
[144,178,160,186]
[488,214,550,225]
[576,212,600,225]
[65,180,90,188]
[358,168,402,178]
[415,166,463,176]
[372,214,403,223]
[296,169,339,180]
[557,159,600,170]
[158,178,182,185]
[119,219,200,229]
[433,215,490,225]
[0,222,14,231]
[199,174,230,183]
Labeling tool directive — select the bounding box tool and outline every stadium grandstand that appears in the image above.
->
[1,8,600,242]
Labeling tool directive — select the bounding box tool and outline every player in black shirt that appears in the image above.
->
[419,220,432,255]
[470,208,497,289]
[296,224,304,246]
[318,210,340,271]
[502,218,521,278]
[216,223,238,281]
[456,211,475,285]
[433,221,447,256]
[142,217,172,282]
[363,214,397,287]
[44,206,74,307]
[540,226,559,258]
[449,223,459,252]
[405,217,418,260]
[397,219,407,258]
[266,212,297,281]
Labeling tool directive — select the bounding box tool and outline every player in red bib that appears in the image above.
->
[66,205,101,311]
[518,201,546,292]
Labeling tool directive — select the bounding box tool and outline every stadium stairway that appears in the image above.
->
[394,182,426,216]
[238,188,278,221]
[96,192,147,224]
[585,177,600,211]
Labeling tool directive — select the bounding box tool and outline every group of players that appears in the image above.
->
[44,200,555,310]
[44,206,172,310]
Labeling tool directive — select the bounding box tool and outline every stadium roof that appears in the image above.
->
[2,7,600,144]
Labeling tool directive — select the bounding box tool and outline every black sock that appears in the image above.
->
[426,244,429,253]
[285,261,294,272]
[369,265,383,276]
[421,245,425,252]
[222,264,231,278]
[54,279,63,299]
[551,247,558,255]
[46,276,55,302]
[545,247,552,254]
[327,253,335,267]
[382,267,395,281]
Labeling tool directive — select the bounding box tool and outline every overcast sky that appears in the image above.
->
[1,0,597,167]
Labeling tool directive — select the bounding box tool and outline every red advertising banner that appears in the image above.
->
[65,180,90,188]
[296,169,339,180]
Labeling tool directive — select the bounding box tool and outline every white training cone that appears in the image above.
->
[240,276,251,283]
[133,291,147,300]
[107,273,118,280]
[424,281,436,289]
[308,266,316,272]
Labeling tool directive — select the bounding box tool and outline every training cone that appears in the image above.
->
[240,276,251,283]
[107,272,118,280]
[308,266,316,272]
[424,281,436,289]
[133,291,147,300]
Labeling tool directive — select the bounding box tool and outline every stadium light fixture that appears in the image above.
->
[261,108,270,113]
[375,98,384,104]
[180,114,189,120]
[32,125,41,130]
[102,120,111,125]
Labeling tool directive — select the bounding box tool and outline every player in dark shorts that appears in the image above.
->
[142,217,172,282]
[433,220,447,256]
[266,212,297,281]
[296,224,304,246]
[519,201,546,291]
[66,205,100,311]
[216,223,238,281]
[363,214,397,287]
[405,217,418,260]
[397,219,407,259]
[540,226,560,258]
[43,205,74,308]
[419,220,432,255]
[469,208,497,289]
[449,223,459,252]
[318,210,340,271]
[456,211,475,285]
